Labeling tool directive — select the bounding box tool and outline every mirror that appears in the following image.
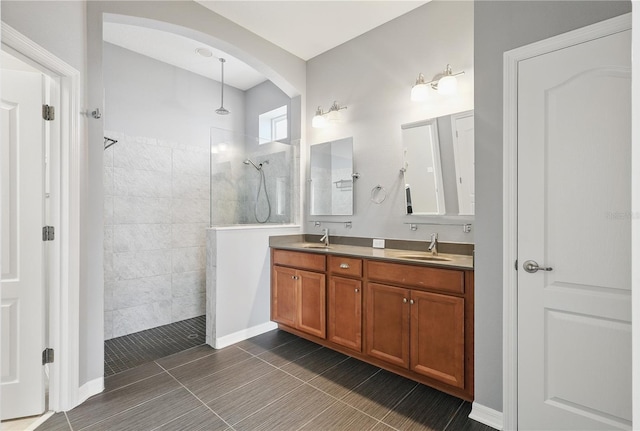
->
[402,110,474,216]
[309,137,354,216]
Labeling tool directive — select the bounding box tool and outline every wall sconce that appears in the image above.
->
[411,64,465,101]
[312,101,347,128]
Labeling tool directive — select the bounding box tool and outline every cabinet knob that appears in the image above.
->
[355,288,359,293]
[410,299,415,305]
[291,275,299,280]
[403,298,408,303]
[339,263,350,269]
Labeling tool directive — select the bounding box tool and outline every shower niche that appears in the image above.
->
[209,127,298,226]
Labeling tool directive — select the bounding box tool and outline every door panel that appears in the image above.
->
[271,265,297,328]
[297,269,326,338]
[410,290,464,388]
[1,67,46,420]
[517,29,631,430]
[365,283,410,368]
[451,112,475,215]
[328,276,362,351]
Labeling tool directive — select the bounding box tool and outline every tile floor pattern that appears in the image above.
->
[105,315,206,376]
[40,330,495,431]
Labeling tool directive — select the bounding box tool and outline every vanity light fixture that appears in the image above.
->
[311,101,347,128]
[411,64,465,101]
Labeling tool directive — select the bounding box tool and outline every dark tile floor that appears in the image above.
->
[105,316,206,376]
[40,330,495,431]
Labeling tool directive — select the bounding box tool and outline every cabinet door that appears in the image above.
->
[365,283,410,368]
[272,265,298,327]
[328,276,362,352]
[410,290,465,388]
[298,269,326,339]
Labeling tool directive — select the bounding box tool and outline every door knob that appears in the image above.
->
[523,260,553,273]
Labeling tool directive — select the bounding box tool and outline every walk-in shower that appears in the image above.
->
[210,127,298,226]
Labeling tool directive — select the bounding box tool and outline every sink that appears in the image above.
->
[398,255,452,262]
[302,244,332,250]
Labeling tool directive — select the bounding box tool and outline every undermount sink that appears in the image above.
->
[302,244,332,250]
[398,255,452,262]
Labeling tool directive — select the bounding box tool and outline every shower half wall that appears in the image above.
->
[207,128,300,347]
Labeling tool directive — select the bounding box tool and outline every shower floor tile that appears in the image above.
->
[104,315,205,376]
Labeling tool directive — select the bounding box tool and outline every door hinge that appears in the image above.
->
[515,259,518,271]
[42,348,54,365]
[42,226,55,241]
[42,104,55,121]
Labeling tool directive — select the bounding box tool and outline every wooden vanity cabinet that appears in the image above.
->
[270,247,474,401]
[271,250,326,339]
[328,256,363,352]
[364,260,468,390]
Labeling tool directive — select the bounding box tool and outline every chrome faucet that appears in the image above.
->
[428,233,438,256]
[320,228,330,247]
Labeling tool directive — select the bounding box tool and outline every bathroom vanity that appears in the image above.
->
[270,237,474,401]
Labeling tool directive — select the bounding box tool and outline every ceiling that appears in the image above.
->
[103,1,429,90]
[196,1,429,61]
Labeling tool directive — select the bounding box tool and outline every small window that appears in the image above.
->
[259,105,287,145]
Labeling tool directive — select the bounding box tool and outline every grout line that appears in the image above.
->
[74,385,185,431]
[442,400,466,431]
[378,382,419,426]
[161,364,240,430]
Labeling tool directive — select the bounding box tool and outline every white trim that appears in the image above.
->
[470,402,503,430]
[213,321,278,349]
[77,378,104,405]
[1,22,82,412]
[25,411,55,431]
[502,13,631,431]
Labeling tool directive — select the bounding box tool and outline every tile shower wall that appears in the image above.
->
[104,130,208,339]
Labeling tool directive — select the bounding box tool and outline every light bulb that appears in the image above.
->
[312,114,326,128]
[437,75,458,95]
[411,83,428,101]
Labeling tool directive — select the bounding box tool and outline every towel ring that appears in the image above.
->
[370,185,387,204]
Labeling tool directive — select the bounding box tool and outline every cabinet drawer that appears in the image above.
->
[328,255,362,277]
[273,249,326,272]
[366,260,464,294]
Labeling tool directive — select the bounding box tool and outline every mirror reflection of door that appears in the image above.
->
[402,121,445,215]
[401,110,474,216]
[451,111,475,215]
[309,137,353,216]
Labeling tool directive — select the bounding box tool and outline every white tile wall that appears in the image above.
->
[104,131,210,339]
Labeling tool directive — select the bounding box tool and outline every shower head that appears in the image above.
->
[243,159,261,170]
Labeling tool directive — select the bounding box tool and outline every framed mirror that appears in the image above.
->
[401,110,474,216]
[309,137,354,216]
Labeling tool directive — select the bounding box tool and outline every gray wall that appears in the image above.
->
[306,1,474,243]
[474,0,631,411]
[103,43,245,148]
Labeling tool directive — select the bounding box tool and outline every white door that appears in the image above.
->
[1,58,47,419]
[517,29,632,430]
[450,112,474,215]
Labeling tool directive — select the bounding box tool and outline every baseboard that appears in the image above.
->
[469,402,503,430]
[213,321,278,349]
[25,411,55,431]
[77,377,104,405]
